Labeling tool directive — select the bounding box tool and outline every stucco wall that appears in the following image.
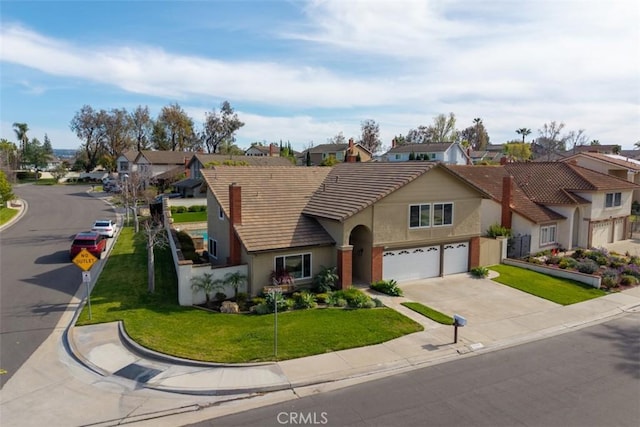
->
[207,191,231,266]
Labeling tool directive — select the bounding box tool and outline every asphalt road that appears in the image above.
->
[0,184,115,387]
[191,313,640,427]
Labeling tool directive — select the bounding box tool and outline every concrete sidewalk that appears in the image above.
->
[66,275,640,396]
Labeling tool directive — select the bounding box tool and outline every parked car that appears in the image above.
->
[70,231,107,260]
[91,219,117,237]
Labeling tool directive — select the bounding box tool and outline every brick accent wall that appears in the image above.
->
[469,236,480,269]
[501,176,513,229]
[229,183,242,265]
[337,247,353,289]
[371,246,383,283]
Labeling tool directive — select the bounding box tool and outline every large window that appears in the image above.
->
[433,203,453,226]
[275,253,311,279]
[540,224,557,245]
[409,204,431,228]
[605,192,622,208]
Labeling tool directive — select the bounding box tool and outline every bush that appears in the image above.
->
[315,293,330,304]
[188,205,206,212]
[486,223,512,238]
[332,288,372,308]
[558,257,578,269]
[293,291,317,309]
[571,248,585,259]
[545,256,561,265]
[470,266,489,278]
[372,297,384,308]
[214,292,227,302]
[586,248,609,265]
[620,275,638,286]
[312,266,339,293]
[370,279,403,296]
[609,256,626,269]
[619,264,640,278]
[576,259,599,274]
[175,206,187,213]
[235,292,250,311]
[601,269,619,288]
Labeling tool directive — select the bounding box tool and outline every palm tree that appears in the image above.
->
[516,128,531,143]
[12,123,29,167]
[224,271,247,299]
[190,273,222,306]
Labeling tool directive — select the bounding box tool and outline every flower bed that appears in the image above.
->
[514,247,640,291]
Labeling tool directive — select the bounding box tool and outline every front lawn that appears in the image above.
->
[76,227,423,362]
[489,264,606,305]
[171,211,207,223]
[0,207,18,225]
[401,302,453,325]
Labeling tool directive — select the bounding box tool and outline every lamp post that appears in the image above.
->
[123,174,129,225]
[268,286,283,360]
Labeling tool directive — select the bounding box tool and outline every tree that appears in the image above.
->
[70,105,107,173]
[102,108,133,170]
[327,132,346,145]
[129,105,153,151]
[224,271,247,299]
[590,139,601,146]
[461,118,489,150]
[201,101,245,153]
[634,141,640,150]
[405,126,431,144]
[191,273,222,306]
[428,113,459,143]
[566,129,588,153]
[0,170,15,204]
[0,139,19,179]
[51,163,68,182]
[12,123,29,168]
[537,121,569,161]
[504,142,532,162]
[305,151,311,166]
[142,216,168,293]
[515,128,531,143]
[151,120,170,150]
[157,103,196,151]
[358,119,381,153]
[42,134,53,155]
[23,137,49,171]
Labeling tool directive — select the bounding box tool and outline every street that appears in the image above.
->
[190,313,640,427]
[0,184,115,387]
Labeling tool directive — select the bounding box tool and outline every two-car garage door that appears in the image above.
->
[382,242,469,282]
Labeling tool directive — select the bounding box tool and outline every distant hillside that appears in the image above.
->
[53,148,77,158]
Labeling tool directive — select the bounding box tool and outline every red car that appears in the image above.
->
[70,231,107,260]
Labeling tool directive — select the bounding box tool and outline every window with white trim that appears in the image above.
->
[218,205,224,220]
[275,253,311,279]
[208,238,218,258]
[433,202,453,226]
[540,224,557,245]
[605,192,622,208]
[409,204,430,228]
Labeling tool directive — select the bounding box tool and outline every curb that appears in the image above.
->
[0,198,27,232]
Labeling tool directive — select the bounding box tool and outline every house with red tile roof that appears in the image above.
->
[200,162,487,295]
[446,162,639,255]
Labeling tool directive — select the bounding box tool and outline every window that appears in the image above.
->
[433,203,453,226]
[409,204,430,228]
[605,192,622,208]
[395,154,401,160]
[540,224,557,245]
[275,253,311,279]
[218,205,224,220]
[336,152,344,161]
[208,239,218,258]
[119,161,128,171]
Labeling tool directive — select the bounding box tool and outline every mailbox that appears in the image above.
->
[453,314,467,327]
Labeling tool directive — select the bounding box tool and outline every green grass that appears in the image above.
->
[0,207,19,225]
[401,302,453,325]
[489,264,606,305]
[171,211,207,223]
[77,227,423,362]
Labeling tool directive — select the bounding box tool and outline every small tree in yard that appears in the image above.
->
[191,273,222,306]
[224,271,247,299]
[142,216,168,293]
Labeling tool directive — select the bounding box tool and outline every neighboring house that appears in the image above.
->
[385,142,470,165]
[560,153,640,203]
[447,162,639,254]
[201,162,487,294]
[245,144,279,157]
[618,150,640,160]
[175,153,295,198]
[301,140,373,165]
[116,150,139,178]
[531,142,621,162]
[134,150,194,179]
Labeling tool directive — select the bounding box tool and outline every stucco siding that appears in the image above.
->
[207,191,231,266]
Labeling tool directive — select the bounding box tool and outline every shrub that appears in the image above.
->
[576,259,599,274]
[571,248,585,259]
[363,300,377,309]
[372,297,384,308]
[235,292,250,311]
[609,256,626,269]
[545,256,561,265]
[175,206,187,213]
[620,275,638,286]
[293,291,317,309]
[601,269,619,289]
[312,266,339,293]
[558,257,578,269]
[586,248,609,265]
[214,292,227,302]
[370,279,403,296]
[254,303,270,315]
[470,266,489,278]
[264,291,289,312]
[486,223,512,238]
[333,288,372,308]
[315,293,330,304]
[188,205,206,212]
[335,298,348,308]
[619,264,640,278]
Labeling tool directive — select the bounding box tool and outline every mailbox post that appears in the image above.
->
[453,314,467,343]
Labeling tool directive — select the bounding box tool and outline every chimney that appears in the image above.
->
[501,176,513,229]
[500,156,508,165]
[346,138,356,162]
[228,183,242,265]
[466,147,472,165]
[392,138,396,149]
[269,143,275,157]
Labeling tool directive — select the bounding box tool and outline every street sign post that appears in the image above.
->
[82,271,92,319]
[72,248,99,271]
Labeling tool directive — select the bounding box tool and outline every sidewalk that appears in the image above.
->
[66,280,640,396]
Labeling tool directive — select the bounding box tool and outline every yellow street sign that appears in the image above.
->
[72,248,99,271]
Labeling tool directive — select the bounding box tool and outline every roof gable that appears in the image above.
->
[560,152,640,171]
[136,150,195,165]
[387,142,454,154]
[190,153,293,168]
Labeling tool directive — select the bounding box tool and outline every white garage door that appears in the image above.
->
[383,246,440,282]
[443,242,469,275]
[591,221,612,247]
[614,218,625,242]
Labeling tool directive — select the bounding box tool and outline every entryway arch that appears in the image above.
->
[349,225,372,284]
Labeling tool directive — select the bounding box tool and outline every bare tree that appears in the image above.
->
[201,101,245,153]
[567,129,588,153]
[358,119,381,153]
[405,126,431,144]
[537,121,569,161]
[428,113,459,143]
[327,132,346,145]
[142,216,168,293]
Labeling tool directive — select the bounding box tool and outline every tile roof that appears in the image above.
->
[387,142,453,154]
[201,167,333,252]
[303,162,438,221]
[138,150,195,165]
[445,165,565,224]
[307,143,349,154]
[192,153,294,167]
[560,152,640,171]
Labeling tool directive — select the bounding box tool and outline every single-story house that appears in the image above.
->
[201,162,487,294]
[385,142,470,165]
[446,162,639,254]
[245,144,279,157]
[299,140,373,165]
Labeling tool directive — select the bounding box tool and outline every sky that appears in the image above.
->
[1,0,639,153]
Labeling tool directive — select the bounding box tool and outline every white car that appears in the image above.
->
[91,219,117,238]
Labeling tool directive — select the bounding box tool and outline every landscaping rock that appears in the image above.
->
[221,301,239,314]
